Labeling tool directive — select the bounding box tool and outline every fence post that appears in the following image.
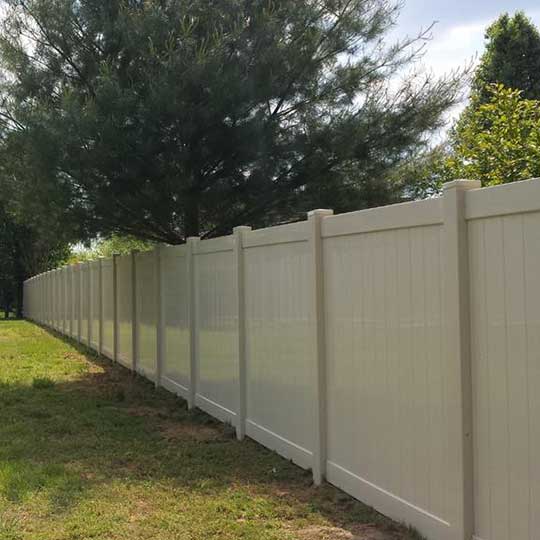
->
[51,272,54,327]
[62,268,65,331]
[45,274,48,324]
[234,226,252,440]
[98,258,104,356]
[113,254,120,363]
[73,266,77,337]
[72,266,76,336]
[156,245,165,388]
[131,251,139,373]
[34,276,37,322]
[44,274,47,325]
[68,265,73,337]
[64,267,68,334]
[72,266,77,337]
[49,271,52,327]
[187,236,200,409]
[308,209,333,486]
[43,274,46,325]
[59,271,63,329]
[58,271,61,330]
[35,276,38,322]
[75,265,80,342]
[71,265,76,337]
[51,271,55,328]
[86,262,91,346]
[42,274,45,324]
[56,272,60,328]
[66,266,70,334]
[442,179,480,540]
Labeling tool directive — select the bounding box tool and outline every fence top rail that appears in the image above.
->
[194,235,234,255]
[243,220,308,248]
[161,244,188,258]
[321,196,442,239]
[465,177,540,221]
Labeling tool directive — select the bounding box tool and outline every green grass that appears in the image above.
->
[0,321,423,540]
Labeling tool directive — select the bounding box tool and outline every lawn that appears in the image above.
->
[0,321,421,540]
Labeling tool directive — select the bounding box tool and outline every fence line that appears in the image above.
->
[23,178,540,540]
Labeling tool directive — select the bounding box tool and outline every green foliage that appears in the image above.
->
[68,234,154,264]
[0,117,77,316]
[0,201,70,317]
[404,12,540,196]
[0,0,464,243]
[449,84,540,186]
[472,12,540,104]
[389,144,454,199]
[95,235,154,258]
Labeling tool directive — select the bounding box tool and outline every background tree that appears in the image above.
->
[0,133,74,317]
[448,12,540,187]
[449,84,540,186]
[389,143,453,199]
[0,202,70,317]
[0,208,21,318]
[402,11,540,197]
[453,11,540,141]
[397,84,540,193]
[471,12,540,105]
[0,0,464,244]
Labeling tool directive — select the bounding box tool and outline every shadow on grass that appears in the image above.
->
[0,323,423,540]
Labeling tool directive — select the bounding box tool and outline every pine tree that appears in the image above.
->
[0,0,464,242]
[472,11,540,103]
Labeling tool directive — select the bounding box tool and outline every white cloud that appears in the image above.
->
[423,21,486,78]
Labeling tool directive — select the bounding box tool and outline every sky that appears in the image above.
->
[389,0,540,127]
[393,0,540,77]
[1,1,538,133]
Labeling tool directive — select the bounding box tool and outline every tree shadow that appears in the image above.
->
[0,324,422,539]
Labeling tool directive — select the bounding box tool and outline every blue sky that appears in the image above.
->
[394,0,540,76]
[389,1,540,125]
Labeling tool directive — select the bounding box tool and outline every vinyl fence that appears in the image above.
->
[23,178,540,540]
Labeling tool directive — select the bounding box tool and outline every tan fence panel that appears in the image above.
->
[101,258,115,359]
[116,255,133,369]
[80,264,90,344]
[322,201,453,539]
[161,245,191,399]
[194,236,238,425]
[244,221,315,469]
[72,265,81,340]
[467,180,540,540]
[90,260,101,351]
[136,251,157,380]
